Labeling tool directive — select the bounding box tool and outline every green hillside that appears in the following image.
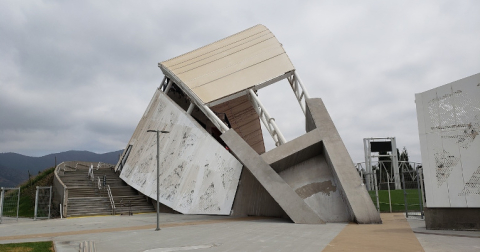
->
[2,167,58,218]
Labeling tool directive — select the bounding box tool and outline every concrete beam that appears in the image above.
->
[221,129,325,224]
[305,98,381,224]
[261,129,323,173]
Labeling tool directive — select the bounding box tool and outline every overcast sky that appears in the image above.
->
[1,1,479,164]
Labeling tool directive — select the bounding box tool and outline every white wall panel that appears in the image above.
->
[119,89,243,215]
[416,73,480,207]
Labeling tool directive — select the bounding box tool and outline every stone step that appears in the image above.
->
[60,165,152,217]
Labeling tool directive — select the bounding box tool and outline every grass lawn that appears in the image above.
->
[368,189,423,212]
[0,241,54,252]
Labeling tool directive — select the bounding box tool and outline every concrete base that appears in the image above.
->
[425,207,480,230]
[230,168,287,218]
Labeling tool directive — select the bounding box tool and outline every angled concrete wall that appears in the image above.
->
[305,98,381,224]
[261,130,351,222]
[230,168,286,218]
[118,89,243,215]
[221,129,325,224]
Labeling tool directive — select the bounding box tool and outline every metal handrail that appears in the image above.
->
[89,169,94,182]
[248,89,286,146]
[356,160,422,185]
[53,162,69,217]
[107,185,115,215]
[63,163,77,172]
[287,72,310,115]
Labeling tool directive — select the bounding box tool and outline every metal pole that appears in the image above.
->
[391,137,401,190]
[16,188,20,221]
[401,167,409,218]
[186,103,195,114]
[34,186,39,220]
[164,80,173,93]
[147,129,168,230]
[386,171,392,213]
[156,131,160,231]
[419,167,426,206]
[248,89,286,145]
[416,168,424,219]
[49,186,52,219]
[373,171,380,212]
[363,139,372,191]
[0,187,4,224]
[293,72,310,99]
[159,76,167,90]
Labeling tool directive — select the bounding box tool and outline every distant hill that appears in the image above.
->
[0,150,123,187]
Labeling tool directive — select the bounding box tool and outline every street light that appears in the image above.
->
[147,129,169,231]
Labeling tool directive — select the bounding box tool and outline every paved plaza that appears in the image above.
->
[0,213,479,251]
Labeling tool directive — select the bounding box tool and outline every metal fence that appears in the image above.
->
[356,161,425,218]
[35,186,52,220]
[401,168,424,219]
[0,187,21,224]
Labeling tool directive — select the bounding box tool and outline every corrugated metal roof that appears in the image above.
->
[159,24,295,105]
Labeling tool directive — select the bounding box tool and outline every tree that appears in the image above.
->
[399,147,413,171]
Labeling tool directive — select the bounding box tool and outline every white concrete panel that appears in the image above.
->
[416,73,480,207]
[119,89,243,215]
[426,132,451,207]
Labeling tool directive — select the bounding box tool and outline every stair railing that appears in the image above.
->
[97,162,115,170]
[107,185,115,215]
[89,169,94,182]
[64,163,77,172]
[53,161,69,217]
[97,177,102,190]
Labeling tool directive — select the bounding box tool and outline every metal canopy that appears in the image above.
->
[158,24,295,106]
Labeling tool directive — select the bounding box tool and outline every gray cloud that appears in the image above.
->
[0,0,479,166]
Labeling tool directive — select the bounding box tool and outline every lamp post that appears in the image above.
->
[147,129,169,231]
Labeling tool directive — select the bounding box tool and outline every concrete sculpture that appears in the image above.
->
[116,24,381,224]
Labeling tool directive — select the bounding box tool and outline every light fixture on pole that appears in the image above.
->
[147,129,169,231]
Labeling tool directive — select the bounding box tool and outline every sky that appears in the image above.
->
[1,0,479,164]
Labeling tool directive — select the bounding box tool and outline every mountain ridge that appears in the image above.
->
[0,150,123,187]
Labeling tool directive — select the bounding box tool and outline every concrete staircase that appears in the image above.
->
[59,165,154,217]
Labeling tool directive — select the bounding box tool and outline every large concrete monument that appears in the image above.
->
[116,24,381,224]
[416,72,480,230]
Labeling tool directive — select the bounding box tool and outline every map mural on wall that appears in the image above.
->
[427,89,480,190]
[416,73,480,207]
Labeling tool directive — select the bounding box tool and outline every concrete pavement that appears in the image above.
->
[0,213,479,251]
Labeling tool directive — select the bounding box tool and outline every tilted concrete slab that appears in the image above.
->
[221,129,325,224]
[118,89,243,215]
[305,98,381,224]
